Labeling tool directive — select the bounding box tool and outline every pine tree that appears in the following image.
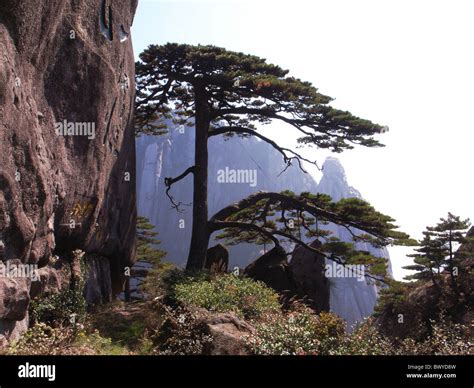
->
[404,213,470,293]
[212,192,413,282]
[135,44,409,272]
[136,216,166,264]
[403,232,446,289]
[428,213,470,292]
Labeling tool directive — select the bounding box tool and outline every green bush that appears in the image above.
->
[373,280,409,317]
[246,309,345,355]
[142,265,183,301]
[30,287,87,326]
[73,330,128,355]
[30,254,87,326]
[7,323,73,355]
[174,273,280,320]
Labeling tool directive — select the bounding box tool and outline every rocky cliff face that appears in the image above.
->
[0,0,137,341]
[136,129,391,327]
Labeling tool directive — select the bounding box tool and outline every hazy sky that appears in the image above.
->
[131,0,474,280]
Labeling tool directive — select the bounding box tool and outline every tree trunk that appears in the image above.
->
[430,270,441,295]
[186,88,210,271]
[448,230,457,292]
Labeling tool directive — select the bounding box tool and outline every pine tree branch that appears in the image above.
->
[208,125,321,173]
[209,220,387,284]
[209,220,281,247]
[164,166,195,212]
[210,191,392,242]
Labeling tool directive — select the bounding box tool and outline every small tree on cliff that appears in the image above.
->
[404,213,470,293]
[135,43,410,272]
[403,232,446,290]
[136,216,166,264]
[431,213,471,290]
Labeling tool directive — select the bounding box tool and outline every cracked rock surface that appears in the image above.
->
[0,0,138,341]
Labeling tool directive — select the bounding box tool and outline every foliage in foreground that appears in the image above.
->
[332,318,472,356]
[153,305,214,355]
[29,253,87,327]
[5,323,128,356]
[245,312,472,356]
[10,262,471,356]
[173,273,281,320]
[30,286,87,327]
[245,309,345,355]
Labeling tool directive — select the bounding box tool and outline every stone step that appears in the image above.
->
[131,268,149,278]
[133,261,153,269]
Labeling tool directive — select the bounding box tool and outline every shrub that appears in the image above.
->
[30,283,87,326]
[173,273,280,320]
[142,266,190,302]
[7,323,74,355]
[312,311,346,353]
[331,319,394,355]
[373,280,409,317]
[30,252,87,327]
[73,330,128,355]
[331,317,472,355]
[6,323,127,355]
[246,309,345,355]
[393,319,472,355]
[154,306,213,355]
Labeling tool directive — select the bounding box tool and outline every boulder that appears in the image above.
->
[0,276,30,321]
[29,252,113,305]
[199,310,255,355]
[289,240,330,313]
[244,246,297,294]
[29,266,62,299]
[0,334,7,349]
[0,312,29,345]
[375,270,473,340]
[205,244,229,274]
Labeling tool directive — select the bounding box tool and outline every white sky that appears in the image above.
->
[132,0,474,280]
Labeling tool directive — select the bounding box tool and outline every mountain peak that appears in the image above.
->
[322,157,347,181]
[318,157,362,201]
